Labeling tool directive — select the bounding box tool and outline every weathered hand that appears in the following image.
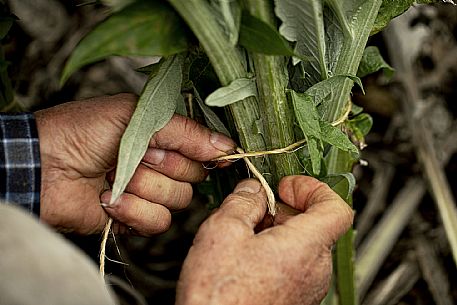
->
[35,94,235,235]
[176,176,354,305]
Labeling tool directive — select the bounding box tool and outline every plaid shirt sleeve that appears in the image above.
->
[0,113,41,216]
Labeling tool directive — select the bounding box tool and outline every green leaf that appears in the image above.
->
[210,0,241,46]
[320,120,359,158]
[61,1,189,85]
[205,76,257,107]
[351,103,364,116]
[110,55,183,204]
[305,74,363,108]
[290,88,359,175]
[275,0,328,79]
[357,46,394,78]
[321,173,355,201]
[346,113,373,149]
[238,11,295,56]
[175,94,187,116]
[370,0,448,35]
[194,87,231,137]
[324,0,353,38]
[323,5,345,76]
[371,0,413,35]
[300,74,363,119]
[135,60,162,75]
[349,113,373,136]
[289,90,323,175]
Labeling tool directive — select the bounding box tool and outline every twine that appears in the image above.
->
[213,101,352,216]
[99,100,352,276]
[236,147,277,216]
[99,217,113,278]
[213,100,352,162]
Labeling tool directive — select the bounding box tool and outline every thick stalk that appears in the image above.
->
[327,148,357,305]
[168,0,268,173]
[324,2,382,305]
[244,1,302,186]
[325,0,382,123]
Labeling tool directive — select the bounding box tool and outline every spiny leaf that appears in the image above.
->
[275,0,328,79]
[205,76,257,107]
[239,11,295,56]
[358,46,394,78]
[61,1,188,85]
[194,87,231,136]
[110,55,183,204]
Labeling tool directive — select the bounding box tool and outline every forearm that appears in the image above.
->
[0,113,41,216]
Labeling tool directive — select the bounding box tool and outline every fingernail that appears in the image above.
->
[210,132,235,153]
[100,191,118,208]
[234,180,261,194]
[144,148,166,165]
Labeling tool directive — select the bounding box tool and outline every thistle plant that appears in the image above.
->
[60,0,452,303]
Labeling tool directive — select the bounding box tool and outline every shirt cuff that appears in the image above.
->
[0,113,41,216]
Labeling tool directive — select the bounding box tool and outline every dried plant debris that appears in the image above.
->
[3,1,457,304]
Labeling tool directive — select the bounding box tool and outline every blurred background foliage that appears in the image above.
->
[1,1,456,304]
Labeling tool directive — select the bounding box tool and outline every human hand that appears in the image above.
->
[176,176,354,305]
[35,94,235,235]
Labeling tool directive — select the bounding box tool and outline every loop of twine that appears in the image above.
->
[236,147,277,216]
[212,100,352,162]
[99,101,353,276]
[213,101,352,217]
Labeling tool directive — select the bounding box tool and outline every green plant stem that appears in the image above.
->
[326,147,356,305]
[168,0,268,174]
[244,0,302,186]
[324,2,382,305]
[325,0,382,123]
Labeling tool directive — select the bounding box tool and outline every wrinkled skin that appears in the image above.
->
[35,93,354,305]
[35,94,236,235]
[176,177,354,305]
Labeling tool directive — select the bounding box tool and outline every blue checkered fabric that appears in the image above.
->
[0,113,40,216]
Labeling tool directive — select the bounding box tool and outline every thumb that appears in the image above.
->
[197,179,267,241]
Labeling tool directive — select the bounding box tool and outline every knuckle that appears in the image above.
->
[224,193,259,207]
[151,210,172,233]
[202,211,246,238]
[182,117,201,135]
[176,158,194,178]
[172,183,193,209]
